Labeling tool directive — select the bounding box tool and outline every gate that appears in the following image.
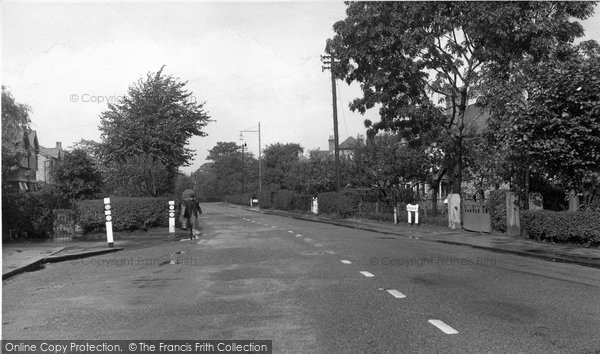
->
[462,201,491,233]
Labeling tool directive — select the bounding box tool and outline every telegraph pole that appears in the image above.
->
[241,142,246,193]
[321,47,341,192]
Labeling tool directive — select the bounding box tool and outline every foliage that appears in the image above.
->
[263,143,304,190]
[74,197,170,233]
[1,86,32,186]
[329,2,595,193]
[224,193,251,206]
[202,141,259,198]
[272,190,295,211]
[487,190,508,233]
[291,195,313,212]
[2,191,62,239]
[98,66,211,196]
[491,52,600,192]
[521,210,600,246]
[317,190,361,218]
[51,148,104,201]
[257,190,273,209]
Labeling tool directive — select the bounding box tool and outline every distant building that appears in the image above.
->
[327,134,365,159]
[4,130,39,192]
[37,141,64,185]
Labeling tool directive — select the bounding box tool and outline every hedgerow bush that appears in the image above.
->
[487,190,508,232]
[521,210,600,245]
[2,191,63,239]
[291,195,313,211]
[272,190,295,210]
[257,190,273,209]
[224,193,251,206]
[74,197,170,233]
[317,190,361,218]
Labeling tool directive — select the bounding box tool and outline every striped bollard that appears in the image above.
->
[104,198,114,247]
[168,201,175,234]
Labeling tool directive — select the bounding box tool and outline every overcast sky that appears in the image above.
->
[2,1,599,174]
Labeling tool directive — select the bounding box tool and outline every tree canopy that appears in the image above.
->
[98,66,212,196]
[2,86,32,184]
[328,1,595,193]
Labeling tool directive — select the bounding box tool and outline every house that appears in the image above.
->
[4,130,39,192]
[37,141,64,185]
[327,134,365,158]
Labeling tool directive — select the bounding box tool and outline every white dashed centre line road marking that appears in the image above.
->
[341,260,352,264]
[428,320,458,334]
[360,271,375,277]
[296,234,302,237]
[386,290,406,298]
[288,230,294,233]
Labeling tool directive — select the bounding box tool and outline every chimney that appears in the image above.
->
[328,135,335,152]
[56,142,62,149]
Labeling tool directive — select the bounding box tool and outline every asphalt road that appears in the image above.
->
[3,203,600,353]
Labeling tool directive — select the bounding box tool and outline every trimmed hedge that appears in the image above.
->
[2,191,63,239]
[521,210,600,245]
[257,190,273,209]
[291,195,313,212]
[487,190,508,233]
[318,190,361,218]
[272,190,295,210]
[74,197,170,233]
[224,193,251,206]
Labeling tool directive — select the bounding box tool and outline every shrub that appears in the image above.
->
[487,190,508,232]
[291,195,313,211]
[2,191,63,240]
[224,193,251,206]
[257,190,273,209]
[74,197,170,233]
[317,190,361,218]
[272,190,295,210]
[521,210,600,245]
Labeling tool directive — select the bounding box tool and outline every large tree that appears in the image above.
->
[2,86,32,186]
[483,42,600,205]
[99,66,212,196]
[263,143,304,191]
[328,1,595,194]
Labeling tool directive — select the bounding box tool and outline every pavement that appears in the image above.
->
[232,204,600,269]
[2,228,190,280]
[3,204,599,281]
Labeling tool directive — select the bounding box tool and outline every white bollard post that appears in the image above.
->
[104,198,114,247]
[168,201,175,234]
[393,206,398,224]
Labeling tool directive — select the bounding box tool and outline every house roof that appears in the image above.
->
[39,145,62,159]
[339,136,365,150]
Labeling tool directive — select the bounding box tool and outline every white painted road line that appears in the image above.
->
[341,260,352,264]
[288,230,294,233]
[272,226,277,228]
[360,271,375,277]
[296,234,302,237]
[386,290,406,299]
[428,320,458,334]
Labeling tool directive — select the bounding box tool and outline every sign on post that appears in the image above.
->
[407,204,419,225]
[104,198,114,247]
[168,201,175,234]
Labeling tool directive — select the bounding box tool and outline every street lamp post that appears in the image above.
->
[240,122,262,191]
[241,142,246,194]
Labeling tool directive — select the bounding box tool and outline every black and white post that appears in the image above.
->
[104,198,114,247]
[168,201,175,234]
